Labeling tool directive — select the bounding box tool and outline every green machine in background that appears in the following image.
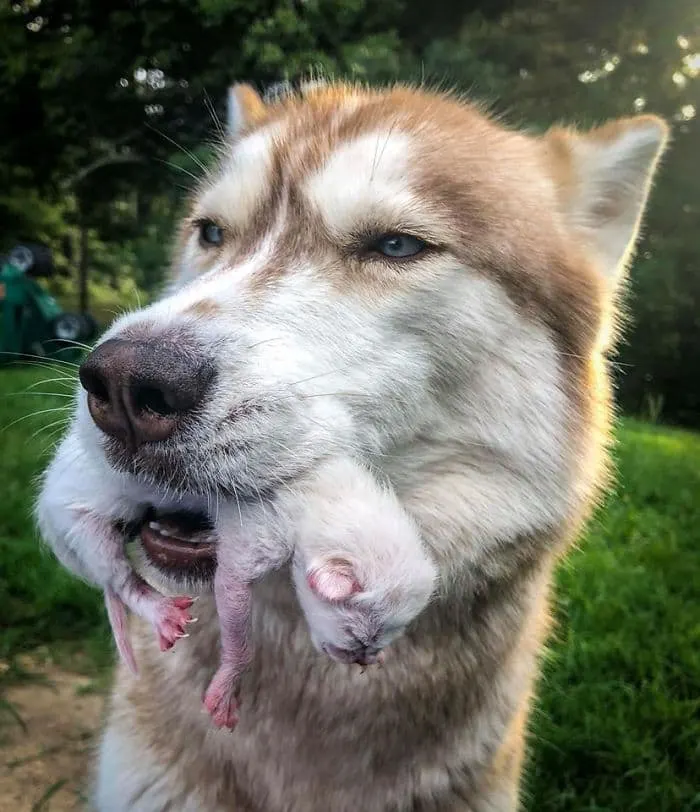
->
[0,243,97,364]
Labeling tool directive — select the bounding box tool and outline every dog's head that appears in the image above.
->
[76,83,667,513]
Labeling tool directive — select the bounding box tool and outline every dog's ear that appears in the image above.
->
[227,83,267,138]
[545,115,669,281]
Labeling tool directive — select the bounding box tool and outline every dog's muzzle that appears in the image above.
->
[81,335,220,576]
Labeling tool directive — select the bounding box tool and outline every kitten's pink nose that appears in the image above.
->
[79,338,215,452]
[322,642,384,667]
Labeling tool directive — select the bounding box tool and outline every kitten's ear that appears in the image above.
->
[307,558,362,604]
[545,115,669,281]
[227,83,267,138]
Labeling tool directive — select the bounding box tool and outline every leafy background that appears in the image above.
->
[1,0,699,425]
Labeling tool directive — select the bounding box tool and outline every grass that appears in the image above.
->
[527,421,700,811]
[0,364,112,676]
[0,364,698,810]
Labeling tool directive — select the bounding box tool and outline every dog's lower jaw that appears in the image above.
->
[92,562,550,812]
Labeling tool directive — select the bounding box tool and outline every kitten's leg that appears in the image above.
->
[203,500,295,729]
[74,512,193,670]
[202,567,252,729]
[104,589,137,674]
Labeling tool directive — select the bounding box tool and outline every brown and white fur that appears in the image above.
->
[36,82,667,811]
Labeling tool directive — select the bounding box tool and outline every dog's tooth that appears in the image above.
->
[170,531,191,542]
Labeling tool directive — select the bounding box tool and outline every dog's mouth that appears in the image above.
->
[135,506,217,578]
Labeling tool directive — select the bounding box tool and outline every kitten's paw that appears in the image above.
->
[203,668,240,729]
[153,596,194,651]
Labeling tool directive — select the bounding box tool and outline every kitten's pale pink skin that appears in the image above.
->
[203,555,366,730]
[44,502,193,674]
[105,587,193,674]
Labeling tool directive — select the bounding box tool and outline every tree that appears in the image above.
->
[0,0,698,424]
[0,0,413,305]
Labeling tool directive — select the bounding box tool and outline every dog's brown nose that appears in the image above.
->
[79,338,215,451]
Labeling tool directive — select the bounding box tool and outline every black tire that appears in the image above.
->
[8,242,55,277]
[52,313,84,343]
[7,245,34,273]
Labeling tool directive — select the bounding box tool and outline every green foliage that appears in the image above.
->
[1,367,698,809]
[0,0,698,424]
[0,366,111,668]
[0,166,70,251]
[47,274,145,328]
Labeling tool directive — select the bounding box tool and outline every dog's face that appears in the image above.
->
[76,84,667,513]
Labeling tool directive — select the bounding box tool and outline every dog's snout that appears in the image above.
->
[79,338,215,451]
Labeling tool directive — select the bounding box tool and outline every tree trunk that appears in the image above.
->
[78,202,89,315]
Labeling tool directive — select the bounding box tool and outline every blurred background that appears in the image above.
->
[0,2,698,811]
[2,0,699,424]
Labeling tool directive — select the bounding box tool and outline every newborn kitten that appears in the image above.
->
[203,456,436,729]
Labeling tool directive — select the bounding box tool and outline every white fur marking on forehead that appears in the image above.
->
[198,125,281,228]
[110,229,284,336]
[304,130,419,235]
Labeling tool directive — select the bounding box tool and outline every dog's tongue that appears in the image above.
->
[139,509,217,574]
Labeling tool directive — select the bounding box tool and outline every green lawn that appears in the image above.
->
[0,364,111,674]
[0,364,698,810]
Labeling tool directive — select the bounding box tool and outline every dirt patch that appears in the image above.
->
[0,659,107,812]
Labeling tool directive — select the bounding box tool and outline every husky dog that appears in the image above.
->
[35,82,667,811]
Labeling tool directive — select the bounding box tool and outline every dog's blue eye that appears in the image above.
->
[373,233,426,259]
[199,221,224,247]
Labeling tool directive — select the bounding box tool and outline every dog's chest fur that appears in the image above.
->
[101,564,549,812]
